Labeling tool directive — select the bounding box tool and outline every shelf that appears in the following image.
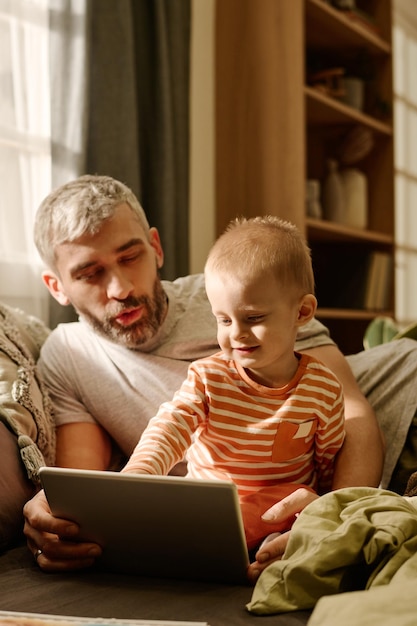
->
[215,0,394,355]
[305,86,392,134]
[305,0,391,54]
[315,308,393,353]
[317,307,394,320]
[306,218,394,245]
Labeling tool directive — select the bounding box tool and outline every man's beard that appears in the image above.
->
[77,278,168,348]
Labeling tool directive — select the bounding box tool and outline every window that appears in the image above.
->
[0,0,51,322]
[393,0,417,326]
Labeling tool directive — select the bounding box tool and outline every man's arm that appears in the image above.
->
[23,422,112,571]
[55,422,112,469]
[302,343,385,488]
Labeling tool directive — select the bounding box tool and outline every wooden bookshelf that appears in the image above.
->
[215,0,394,354]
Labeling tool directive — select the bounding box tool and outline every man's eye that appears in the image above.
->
[121,251,142,265]
[122,254,139,264]
[76,269,102,282]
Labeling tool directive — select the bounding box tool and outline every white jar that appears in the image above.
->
[340,168,368,229]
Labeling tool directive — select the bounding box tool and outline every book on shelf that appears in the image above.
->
[364,251,393,311]
[0,612,209,626]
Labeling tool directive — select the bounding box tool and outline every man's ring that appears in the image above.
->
[34,549,43,562]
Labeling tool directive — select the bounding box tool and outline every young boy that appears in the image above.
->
[122,216,345,549]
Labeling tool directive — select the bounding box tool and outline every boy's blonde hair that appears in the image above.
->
[34,175,150,271]
[205,216,315,295]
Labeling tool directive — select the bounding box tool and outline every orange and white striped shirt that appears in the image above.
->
[124,352,345,495]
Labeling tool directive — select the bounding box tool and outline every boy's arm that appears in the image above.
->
[121,409,190,475]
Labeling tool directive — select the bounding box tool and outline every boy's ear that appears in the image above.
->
[41,271,71,306]
[297,294,317,326]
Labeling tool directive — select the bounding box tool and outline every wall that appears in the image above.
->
[189,0,215,274]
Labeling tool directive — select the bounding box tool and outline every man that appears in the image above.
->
[24,175,414,583]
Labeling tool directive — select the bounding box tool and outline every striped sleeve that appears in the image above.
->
[122,360,211,475]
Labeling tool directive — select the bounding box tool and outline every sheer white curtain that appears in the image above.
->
[0,0,51,323]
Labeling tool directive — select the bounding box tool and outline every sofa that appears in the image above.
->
[0,545,313,625]
[2,302,417,626]
[0,302,313,625]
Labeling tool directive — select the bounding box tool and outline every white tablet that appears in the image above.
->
[40,467,250,585]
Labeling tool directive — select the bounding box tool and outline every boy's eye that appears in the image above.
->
[248,315,264,323]
[217,317,231,326]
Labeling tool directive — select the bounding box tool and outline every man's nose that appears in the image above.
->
[106,270,134,300]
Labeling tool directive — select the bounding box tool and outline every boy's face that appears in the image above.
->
[42,203,168,348]
[205,270,314,387]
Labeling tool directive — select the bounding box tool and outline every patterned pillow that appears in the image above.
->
[0,303,55,550]
[0,422,37,551]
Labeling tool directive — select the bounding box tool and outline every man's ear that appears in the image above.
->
[296,293,317,327]
[148,227,164,269]
[41,271,71,306]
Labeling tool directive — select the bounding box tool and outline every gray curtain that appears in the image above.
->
[48,0,191,326]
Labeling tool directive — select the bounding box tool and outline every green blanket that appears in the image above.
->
[308,582,417,626]
[247,487,417,617]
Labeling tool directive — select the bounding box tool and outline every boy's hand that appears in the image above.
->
[247,487,319,583]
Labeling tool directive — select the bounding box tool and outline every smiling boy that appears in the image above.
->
[122,216,345,549]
